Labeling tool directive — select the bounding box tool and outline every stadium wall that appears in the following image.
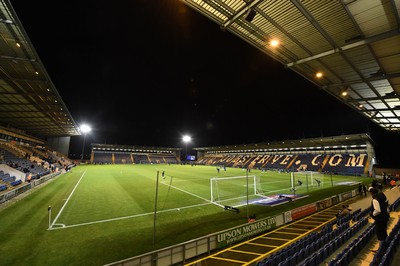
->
[46,136,71,157]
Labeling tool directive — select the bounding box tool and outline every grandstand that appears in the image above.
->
[195,134,374,176]
[91,143,180,165]
[0,0,400,266]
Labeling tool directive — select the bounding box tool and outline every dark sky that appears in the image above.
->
[9,1,400,166]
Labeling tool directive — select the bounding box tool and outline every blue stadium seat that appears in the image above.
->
[287,246,295,257]
[275,251,284,264]
[309,242,315,253]
[268,255,277,266]
[314,251,323,265]
[303,257,314,266]
[303,245,310,259]
[327,259,337,266]
[259,257,271,266]
[322,244,332,260]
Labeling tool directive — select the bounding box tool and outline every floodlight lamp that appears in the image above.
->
[270,39,279,47]
[315,72,323,78]
[80,124,91,134]
[182,135,191,143]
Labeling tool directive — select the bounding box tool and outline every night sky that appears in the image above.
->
[9,1,400,166]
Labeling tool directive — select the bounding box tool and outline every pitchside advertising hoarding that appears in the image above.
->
[284,203,317,223]
[216,216,277,247]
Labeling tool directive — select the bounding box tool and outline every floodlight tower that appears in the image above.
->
[182,135,191,162]
[80,124,92,160]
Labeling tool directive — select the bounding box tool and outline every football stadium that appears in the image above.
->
[1,1,400,266]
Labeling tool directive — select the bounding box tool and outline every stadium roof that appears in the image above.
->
[0,1,80,138]
[194,133,373,151]
[92,143,182,153]
[181,0,400,131]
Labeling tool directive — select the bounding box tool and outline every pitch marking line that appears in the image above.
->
[49,172,222,231]
[160,181,210,202]
[160,181,224,208]
[49,168,88,229]
[48,202,212,230]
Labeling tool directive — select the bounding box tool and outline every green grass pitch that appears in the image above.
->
[0,164,372,265]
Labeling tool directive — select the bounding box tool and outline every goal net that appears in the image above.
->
[210,175,263,207]
[291,171,324,189]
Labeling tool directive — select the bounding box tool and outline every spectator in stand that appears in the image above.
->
[336,204,352,218]
[382,173,387,185]
[371,179,383,190]
[368,187,390,252]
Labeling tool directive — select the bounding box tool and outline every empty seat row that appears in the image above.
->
[10,179,22,186]
[370,218,400,266]
[256,207,373,266]
[266,216,369,266]
[0,183,7,191]
[328,221,374,265]
[1,174,15,183]
[389,197,400,212]
[257,219,353,266]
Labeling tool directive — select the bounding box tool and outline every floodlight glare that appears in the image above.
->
[80,124,91,134]
[80,124,91,161]
[182,135,191,162]
[182,135,191,143]
[270,39,279,47]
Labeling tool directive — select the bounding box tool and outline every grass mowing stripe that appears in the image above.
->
[49,202,212,230]
[160,181,211,203]
[50,168,87,229]
[0,164,373,265]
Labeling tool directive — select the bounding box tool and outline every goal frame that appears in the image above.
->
[210,175,259,203]
[291,171,324,188]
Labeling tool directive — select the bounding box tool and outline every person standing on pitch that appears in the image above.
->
[368,187,390,251]
[363,185,368,196]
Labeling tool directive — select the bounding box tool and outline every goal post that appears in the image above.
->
[210,175,262,204]
[293,171,325,188]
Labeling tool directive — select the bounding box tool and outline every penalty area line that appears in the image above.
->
[48,202,212,230]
